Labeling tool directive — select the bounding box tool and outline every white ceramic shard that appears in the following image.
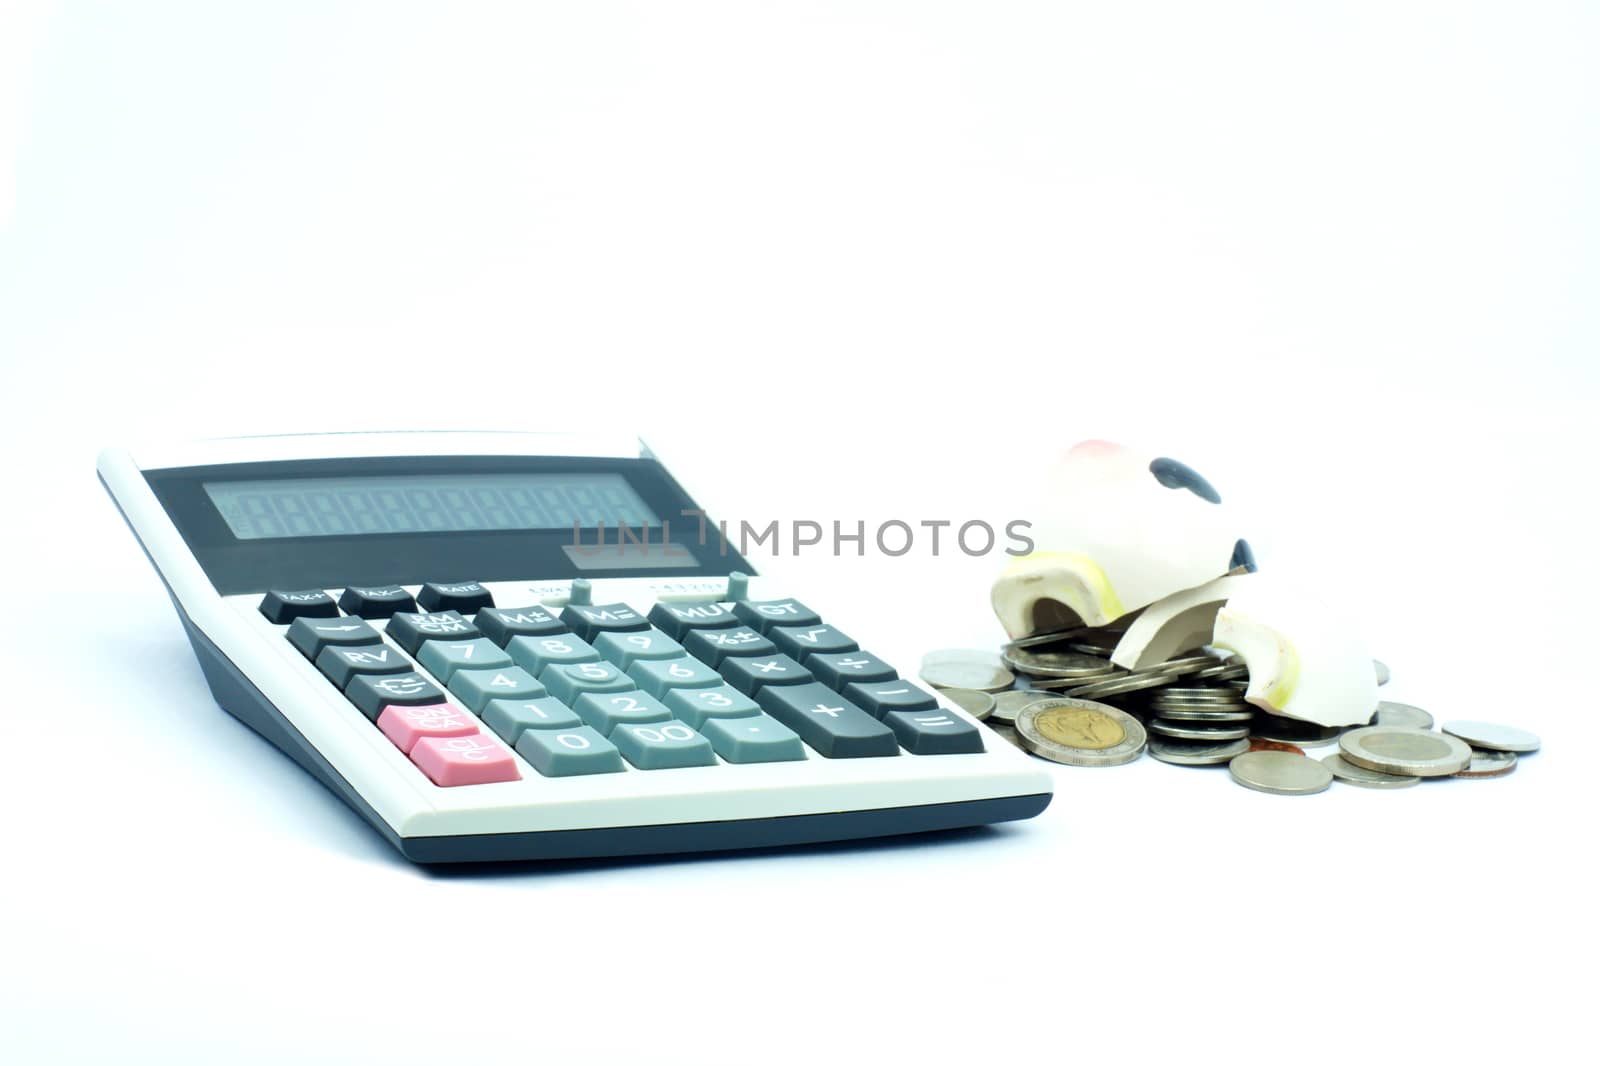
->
[1211,583,1378,728]
[1110,572,1256,669]
[991,440,1249,639]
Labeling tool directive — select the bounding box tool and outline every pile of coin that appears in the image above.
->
[922,629,1541,795]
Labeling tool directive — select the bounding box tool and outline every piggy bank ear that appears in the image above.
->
[991,441,1246,640]
[1149,456,1221,503]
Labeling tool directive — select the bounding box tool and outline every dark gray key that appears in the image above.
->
[315,643,412,690]
[732,599,821,634]
[684,625,776,666]
[719,654,813,696]
[337,585,417,619]
[417,581,495,614]
[385,611,481,655]
[258,589,338,624]
[883,710,986,755]
[844,680,940,719]
[756,683,899,758]
[770,624,858,662]
[647,601,740,639]
[346,671,445,720]
[287,616,383,659]
[808,651,898,691]
[476,605,568,645]
[559,602,650,641]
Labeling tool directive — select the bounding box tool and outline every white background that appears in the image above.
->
[1,3,1595,1064]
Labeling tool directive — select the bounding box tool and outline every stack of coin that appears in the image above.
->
[923,627,1542,794]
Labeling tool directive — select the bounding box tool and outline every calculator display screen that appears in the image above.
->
[203,473,660,540]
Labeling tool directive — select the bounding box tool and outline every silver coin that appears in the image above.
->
[1152,655,1222,676]
[1148,706,1255,722]
[1191,662,1249,682]
[1149,718,1251,741]
[1061,672,1178,700]
[1339,726,1473,777]
[1228,751,1334,795]
[990,688,1056,725]
[1031,667,1122,689]
[1148,736,1251,766]
[1004,627,1090,650]
[1441,720,1541,754]
[1158,686,1246,700]
[1374,659,1391,685]
[987,722,1022,748]
[920,661,1016,693]
[1252,718,1345,748]
[1001,647,1117,679]
[1015,698,1147,767]
[938,687,996,722]
[1453,749,1519,778]
[1321,753,1420,789]
[1372,701,1434,730]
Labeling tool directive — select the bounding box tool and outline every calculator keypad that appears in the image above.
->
[284,583,984,785]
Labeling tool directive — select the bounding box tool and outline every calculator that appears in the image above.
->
[97,433,1053,863]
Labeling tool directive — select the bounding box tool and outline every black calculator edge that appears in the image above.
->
[102,474,1053,865]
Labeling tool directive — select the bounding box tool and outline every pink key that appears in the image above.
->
[377,703,479,754]
[410,733,522,786]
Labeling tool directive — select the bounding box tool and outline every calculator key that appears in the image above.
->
[287,616,383,659]
[756,683,899,758]
[732,598,821,633]
[843,680,940,719]
[593,628,687,669]
[418,638,513,683]
[315,643,412,690]
[376,703,480,754]
[647,601,740,639]
[506,633,601,674]
[476,605,568,646]
[540,660,636,704]
[808,651,898,691]
[347,672,445,720]
[559,602,650,641]
[483,697,582,743]
[683,625,777,666]
[769,624,859,662]
[883,710,986,755]
[448,666,546,712]
[337,585,417,619]
[572,690,673,735]
[662,684,762,729]
[611,721,718,770]
[410,733,521,786]
[385,611,481,655]
[417,581,495,614]
[627,656,724,698]
[700,714,807,764]
[719,654,813,696]
[515,727,626,777]
[258,589,338,624]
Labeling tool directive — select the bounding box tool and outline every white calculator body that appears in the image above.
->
[98,433,1053,863]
